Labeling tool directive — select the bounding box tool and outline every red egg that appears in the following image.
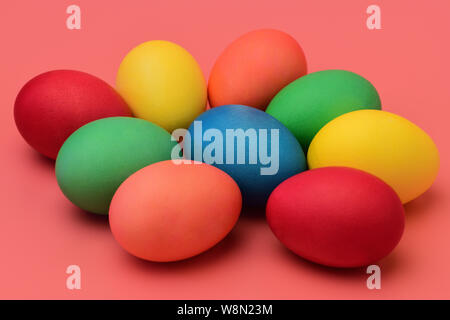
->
[208,29,307,110]
[266,167,405,268]
[14,70,132,159]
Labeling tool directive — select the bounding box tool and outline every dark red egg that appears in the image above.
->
[14,70,132,159]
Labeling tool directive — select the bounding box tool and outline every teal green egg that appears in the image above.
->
[266,69,381,151]
[55,117,176,214]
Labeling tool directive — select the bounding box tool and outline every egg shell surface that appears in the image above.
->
[185,105,306,206]
[14,70,132,159]
[56,117,176,214]
[109,160,242,262]
[116,40,207,132]
[308,109,440,203]
[266,69,381,151]
[208,29,307,111]
[266,167,405,268]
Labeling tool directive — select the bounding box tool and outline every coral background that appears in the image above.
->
[0,0,449,299]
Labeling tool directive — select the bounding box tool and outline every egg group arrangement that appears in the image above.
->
[14,29,439,268]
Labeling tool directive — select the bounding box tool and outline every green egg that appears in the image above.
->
[55,117,177,214]
[266,70,381,151]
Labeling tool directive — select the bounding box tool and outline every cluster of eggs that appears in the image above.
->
[14,29,439,267]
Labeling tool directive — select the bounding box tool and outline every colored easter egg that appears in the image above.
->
[14,70,132,159]
[308,110,440,203]
[266,70,381,151]
[185,105,306,206]
[56,117,176,214]
[116,40,207,132]
[109,160,242,262]
[267,167,405,268]
[208,29,307,110]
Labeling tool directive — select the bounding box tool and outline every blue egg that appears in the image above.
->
[185,105,306,206]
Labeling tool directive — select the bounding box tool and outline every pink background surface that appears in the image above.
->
[1,0,449,299]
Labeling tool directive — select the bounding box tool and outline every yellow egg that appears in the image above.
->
[308,110,439,203]
[116,40,207,132]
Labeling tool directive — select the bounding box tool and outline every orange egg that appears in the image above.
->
[109,160,242,262]
[208,29,307,110]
